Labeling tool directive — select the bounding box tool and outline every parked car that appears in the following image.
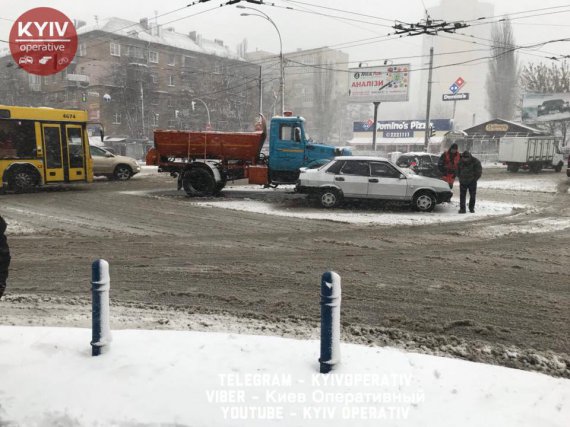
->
[89,145,141,180]
[395,152,442,178]
[296,156,452,212]
[537,99,569,116]
[567,155,570,178]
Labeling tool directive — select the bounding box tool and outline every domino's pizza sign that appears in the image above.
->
[443,77,469,101]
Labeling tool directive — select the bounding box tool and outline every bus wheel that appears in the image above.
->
[9,168,38,193]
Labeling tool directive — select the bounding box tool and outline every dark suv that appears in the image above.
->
[537,99,569,116]
[396,153,442,178]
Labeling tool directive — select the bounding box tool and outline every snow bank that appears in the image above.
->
[190,199,519,225]
[478,179,558,193]
[0,326,567,427]
[463,217,570,238]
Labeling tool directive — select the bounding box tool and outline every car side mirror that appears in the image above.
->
[399,174,406,179]
[105,153,114,158]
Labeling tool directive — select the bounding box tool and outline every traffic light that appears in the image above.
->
[81,92,87,102]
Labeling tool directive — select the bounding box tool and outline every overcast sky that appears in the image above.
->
[2,0,570,68]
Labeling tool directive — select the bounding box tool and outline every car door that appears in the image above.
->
[335,160,370,197]
[368,161,408,199]
[90,146,113,174]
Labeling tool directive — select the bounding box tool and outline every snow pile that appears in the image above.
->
[478,179,558,193]
[464,217,570,238]
[1,217,36,235]
[0,326,568,427]
[190,199,519,225]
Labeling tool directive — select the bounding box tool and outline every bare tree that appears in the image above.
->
[486,18,519,120]
[521,61,570,144]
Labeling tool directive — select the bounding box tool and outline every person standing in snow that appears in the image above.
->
[0,215,10,300]
[457,151,482,214]
[438,143,460,189]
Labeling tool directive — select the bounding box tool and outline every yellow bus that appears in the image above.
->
[0,105,94,192]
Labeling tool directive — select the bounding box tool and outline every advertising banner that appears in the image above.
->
[353,119,452,134]
[348,65,410,102]
[522,93,570,122]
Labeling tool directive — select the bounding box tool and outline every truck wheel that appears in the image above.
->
[554,162,563,173]
[319,188,342,208]
[530,163,542,174]
[507,163,519,173]
[214,180,227,195]
[182,168,215,197]
[412,191,436,212]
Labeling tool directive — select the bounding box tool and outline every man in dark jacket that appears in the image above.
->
[0,215,10,299]
[438,143,460,189]
[457,151,482,214]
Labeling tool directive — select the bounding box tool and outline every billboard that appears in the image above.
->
[522,93,570,123]
[348,64,410,103]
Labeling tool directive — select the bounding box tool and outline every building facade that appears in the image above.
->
[0,17,261,141]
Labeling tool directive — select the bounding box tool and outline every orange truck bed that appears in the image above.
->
[148,124,266,165]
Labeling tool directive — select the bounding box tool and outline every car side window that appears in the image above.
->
[370,162,400,178]
[90,146,105,157]
[340,160,370,176]
[326,160,344,174]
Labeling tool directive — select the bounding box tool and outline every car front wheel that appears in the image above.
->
[413,191,436,212]
[113,164,133,180]
[319,188,342,208]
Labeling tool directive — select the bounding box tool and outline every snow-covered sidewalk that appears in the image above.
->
[191,199,521,225]
[0,326,568,427]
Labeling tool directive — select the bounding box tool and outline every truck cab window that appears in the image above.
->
[280,124,293,141]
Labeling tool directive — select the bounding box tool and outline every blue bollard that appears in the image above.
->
[319,271,341,374]
[91,259,111,356]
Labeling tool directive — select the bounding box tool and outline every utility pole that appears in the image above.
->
[259,66,263,116]
[372,101,380,151]
[424,46,434,152]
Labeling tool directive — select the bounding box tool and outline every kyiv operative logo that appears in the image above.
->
[10,7,77,76]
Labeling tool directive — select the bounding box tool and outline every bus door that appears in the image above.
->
[65,124,86,181]
[41,124,65,182]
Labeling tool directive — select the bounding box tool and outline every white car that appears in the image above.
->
[296,156,452,212]
[89,145,141,180]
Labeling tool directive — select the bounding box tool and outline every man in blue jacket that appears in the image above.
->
[0,215,10,300]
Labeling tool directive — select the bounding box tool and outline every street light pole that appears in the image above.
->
[192,98,211,130]
[238,5,285,115]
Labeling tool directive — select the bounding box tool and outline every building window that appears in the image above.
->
[168,119,176,128]
[112,112,121,124]
[29,74,41,91]
[168,75,175,87]
[110,42,120,57]
[151,74,158,84]
[167,97,175,107]
[151,113,159,127]
[168,54,176,66]
[183,55,194,67]
[149,51,159,63]
[78,43,87,57]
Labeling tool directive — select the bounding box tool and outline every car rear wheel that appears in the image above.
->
[413,191,436,212]
[113,164,133,180]
[319,188,342,208]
